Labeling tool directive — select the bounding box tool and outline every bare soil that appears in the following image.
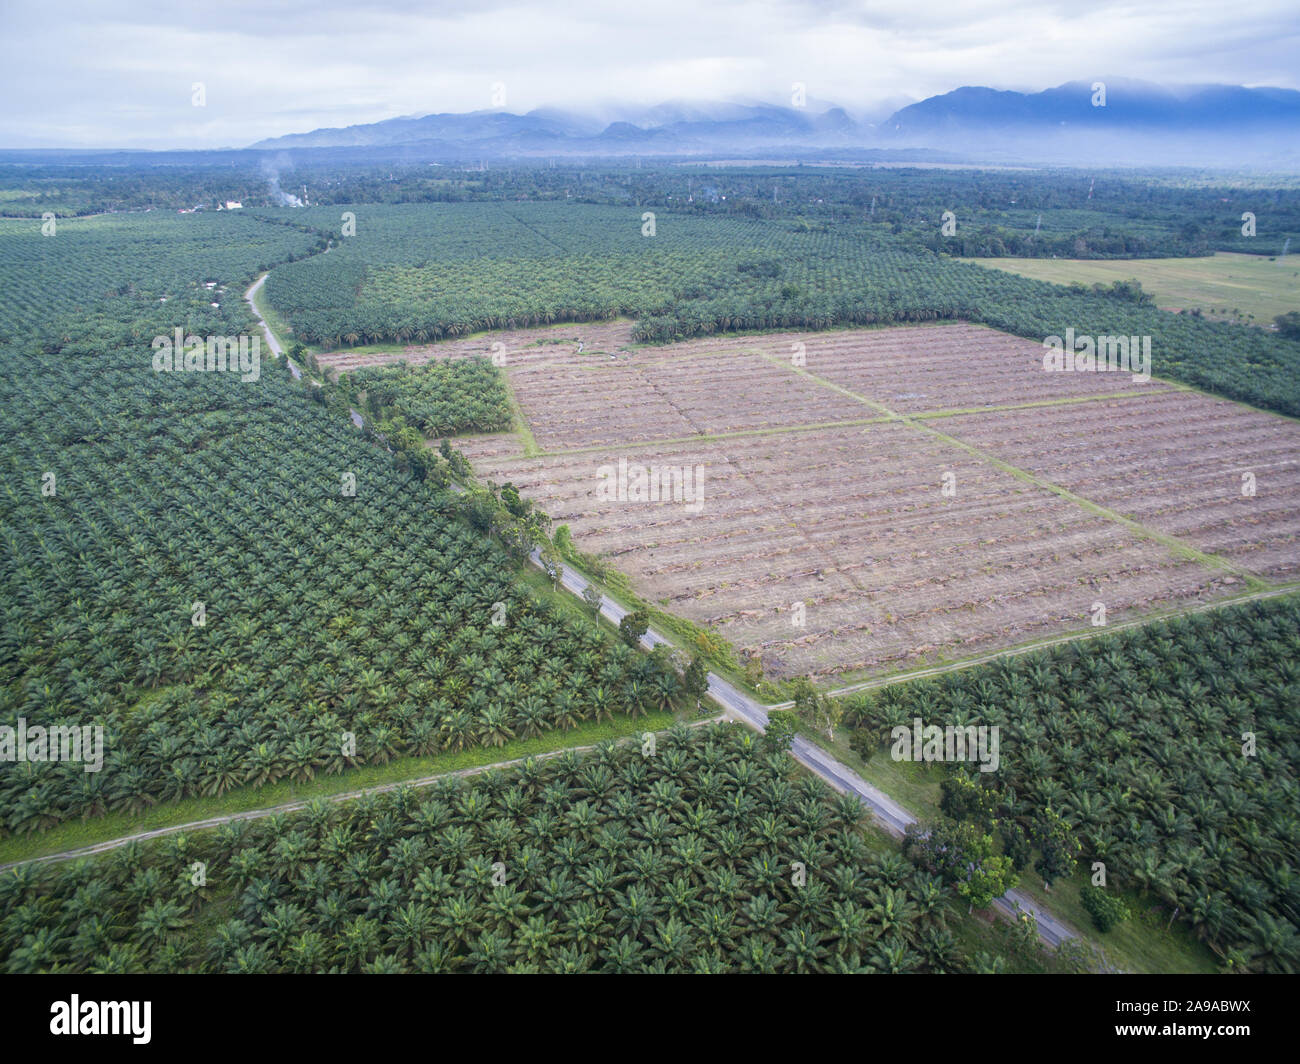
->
[431,322,1300,680]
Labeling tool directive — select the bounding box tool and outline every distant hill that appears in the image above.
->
[237,81,1299,168]
[249,99,866,157]
[882,79,1300,165]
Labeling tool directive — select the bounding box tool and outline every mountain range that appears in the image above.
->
[249,80,1300,167]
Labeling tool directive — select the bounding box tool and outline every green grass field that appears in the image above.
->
[963,251,1300,326]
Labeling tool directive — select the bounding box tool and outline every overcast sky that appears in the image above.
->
[2,0,1297,148]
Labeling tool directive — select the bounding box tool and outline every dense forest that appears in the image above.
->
[5,160,1296,258]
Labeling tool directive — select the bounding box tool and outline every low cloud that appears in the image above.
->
[1,0,1296,147]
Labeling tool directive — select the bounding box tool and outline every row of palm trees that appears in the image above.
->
[847,597,1300,973]
[2,250,677,836]
[2,726,999,974]
[259,200,1300,419]
[342,357,511,437]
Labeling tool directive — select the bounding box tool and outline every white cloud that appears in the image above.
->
[0,0,1295,146]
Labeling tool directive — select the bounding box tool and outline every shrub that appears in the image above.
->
[1080,886,1131,933]
[618,608,650,648]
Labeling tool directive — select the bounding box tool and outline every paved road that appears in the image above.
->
[527,548,1078,948]
[244,274,283,359]
[243,269,1079,952]
[534,548,670,650]
[246,272,364,429]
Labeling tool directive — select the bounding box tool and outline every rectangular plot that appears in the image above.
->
[795,322,1171,414]
[473,420,1230,680]
[942,391,1300,579]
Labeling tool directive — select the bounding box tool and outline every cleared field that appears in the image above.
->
[943,391,1300,580]
[313,320,634,374]
[474,421,1231,678]
[786,324,1168,413]
[509,345,876,450]
[441,321,1300,681]
[962,251,1300,326]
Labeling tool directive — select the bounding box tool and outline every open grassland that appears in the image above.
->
[963,251,1300,326]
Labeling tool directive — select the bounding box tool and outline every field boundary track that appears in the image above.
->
[758,349,1270,587]
[0,721,720,873]
[216,256,1300,961]
[18,569,1283,872]
[961,251,1300,329]
[514,389,1165,460]
[776,580,1300,704]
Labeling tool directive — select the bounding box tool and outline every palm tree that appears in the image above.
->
[384,901,434,960]
[867,936,921,974]
[89,942,147,975]
[477,703,514,747]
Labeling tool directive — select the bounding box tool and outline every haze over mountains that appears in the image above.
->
[247,80,1300,168]
[3,80,1295,169]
